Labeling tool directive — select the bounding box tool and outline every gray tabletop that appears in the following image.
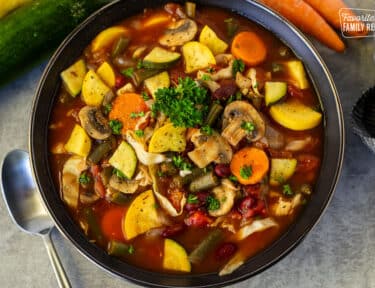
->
[1,1,374,287]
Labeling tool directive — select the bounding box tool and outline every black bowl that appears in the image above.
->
[30,0,345,287]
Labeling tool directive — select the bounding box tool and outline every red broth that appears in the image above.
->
[48,3,323,274]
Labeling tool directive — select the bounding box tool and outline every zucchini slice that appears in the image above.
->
[144,71,170,99]
[270,158,297,186]
[143,47,181,69]
[265,81,287,106]
[108,141,137,179]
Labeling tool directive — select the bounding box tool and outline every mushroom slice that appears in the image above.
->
[79,106,111,140]
[80,190,100,205]
[209,179,238,217]
[62,156,88,209]
[149,165,186,216]
[159,18,198,47]
[235,72,252,95]
[109,174,139,194]
[188,130,233,168]
[222,101,265,145]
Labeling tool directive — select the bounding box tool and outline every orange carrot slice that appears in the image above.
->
[259,0,345,52]
[231,31,267,66]
[230,147,269,185]
[109,92,149,134]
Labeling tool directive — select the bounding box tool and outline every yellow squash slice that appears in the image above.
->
[199,25,228,55]
[64,124,91,157]
[163,239,191,272]
[82,70,111,106]
[91,26,128,52]
[97,61,116,87]
[60,59,87,97]
[122,190,163,240]
[182,41,216,73]
[269,100,322,131]
[149,123,186,153]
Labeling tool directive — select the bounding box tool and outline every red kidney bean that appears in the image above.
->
[214,164,231,178]
[185,202,201,212]
[161,223,185,238]
[238,196,257,218]
[212,81,238,100]
[115,74,126,89]
[215,242,237,261]
[243,184,261,197]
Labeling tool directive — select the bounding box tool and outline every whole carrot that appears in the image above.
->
[304,0,368,37]
[259,0,345,52]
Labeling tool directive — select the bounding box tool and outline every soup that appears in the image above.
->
[48,2,323,275]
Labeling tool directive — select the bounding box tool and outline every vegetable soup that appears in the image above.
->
[49,2,323,275]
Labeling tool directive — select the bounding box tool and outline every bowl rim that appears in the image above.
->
[29,0,345,287]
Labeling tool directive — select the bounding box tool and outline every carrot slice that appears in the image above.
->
[303,0,368,37]
[230,147,269,185]
[231,31,267,66]
[101,206,125,241]
[259,0,345,52]
[109,92,149,134]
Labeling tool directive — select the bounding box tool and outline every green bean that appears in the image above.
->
[111,37,130,58]
[82,207,104,244]
[224,18,239,38]
[189,229,223,264]
[108,240,133,257]
[189,171,219,192]
[132,68,162,86]
[109,192,130,205]
[204,103,223,127]
[87,141,113,164]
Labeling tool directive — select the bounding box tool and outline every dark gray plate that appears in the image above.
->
[30,0,345,287]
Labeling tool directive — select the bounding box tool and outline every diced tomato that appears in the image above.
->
[94,177,106,198]
[296,154,320,173]
[100,206,125,241]
[287,84,304,99]
[184,211,212,227]
[115,74,126,89]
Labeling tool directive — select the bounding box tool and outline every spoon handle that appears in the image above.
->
[42,229,71,288]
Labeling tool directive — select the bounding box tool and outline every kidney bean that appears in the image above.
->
[238,196,257,218]
[215,242,237,261]
[214,164,231,178]
[212,81,237,100]
[296,154,320,173]
[243,184,261,197]
[184,211,212,228]
[162,223,185,238]
[115,74,126,89]
[185,202,201,212]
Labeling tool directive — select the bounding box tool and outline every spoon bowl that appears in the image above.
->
[1,149,71,288]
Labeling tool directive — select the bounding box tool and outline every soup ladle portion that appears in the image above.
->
[1,149,71,288]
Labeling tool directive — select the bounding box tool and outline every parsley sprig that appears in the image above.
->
[172,155,192,171]
[109,120,122,135]
[152,77,209,127]
[240,165,253,179]
[232,59,245,76]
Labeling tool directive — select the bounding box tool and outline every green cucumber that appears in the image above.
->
[265,81,287,106]
[143,47,181,70]
[0,0,111,85]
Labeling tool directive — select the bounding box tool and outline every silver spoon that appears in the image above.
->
[1,149,71,288]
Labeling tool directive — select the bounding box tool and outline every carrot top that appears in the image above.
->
[109,92,149,134]
[230,147,269,185]
[231,31,267,66]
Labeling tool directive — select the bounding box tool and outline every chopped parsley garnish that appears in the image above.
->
[153,77,209,128]
[103,103,112,115]
[109,119,122,135]
[240,165,253,179]
[207,67,215,73]
[207,195,220,211]
[113,168,127,180]
[235,91,242,100]
[241,121,255,133]
[135,130,144,137]
[172,155,192,171]
[272,63,283,73]
[128,245,135,254]
[282,184,294,196]
[228,175,238,182]
[200,125,213,136]
[187,194,199,204]
[141,91,150,101]
[157,170,165,177]
[130,111,145,118]
[79,172,91,184]
[121,67,134,78]
[232,59,245,76]
[201,74,212,81]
